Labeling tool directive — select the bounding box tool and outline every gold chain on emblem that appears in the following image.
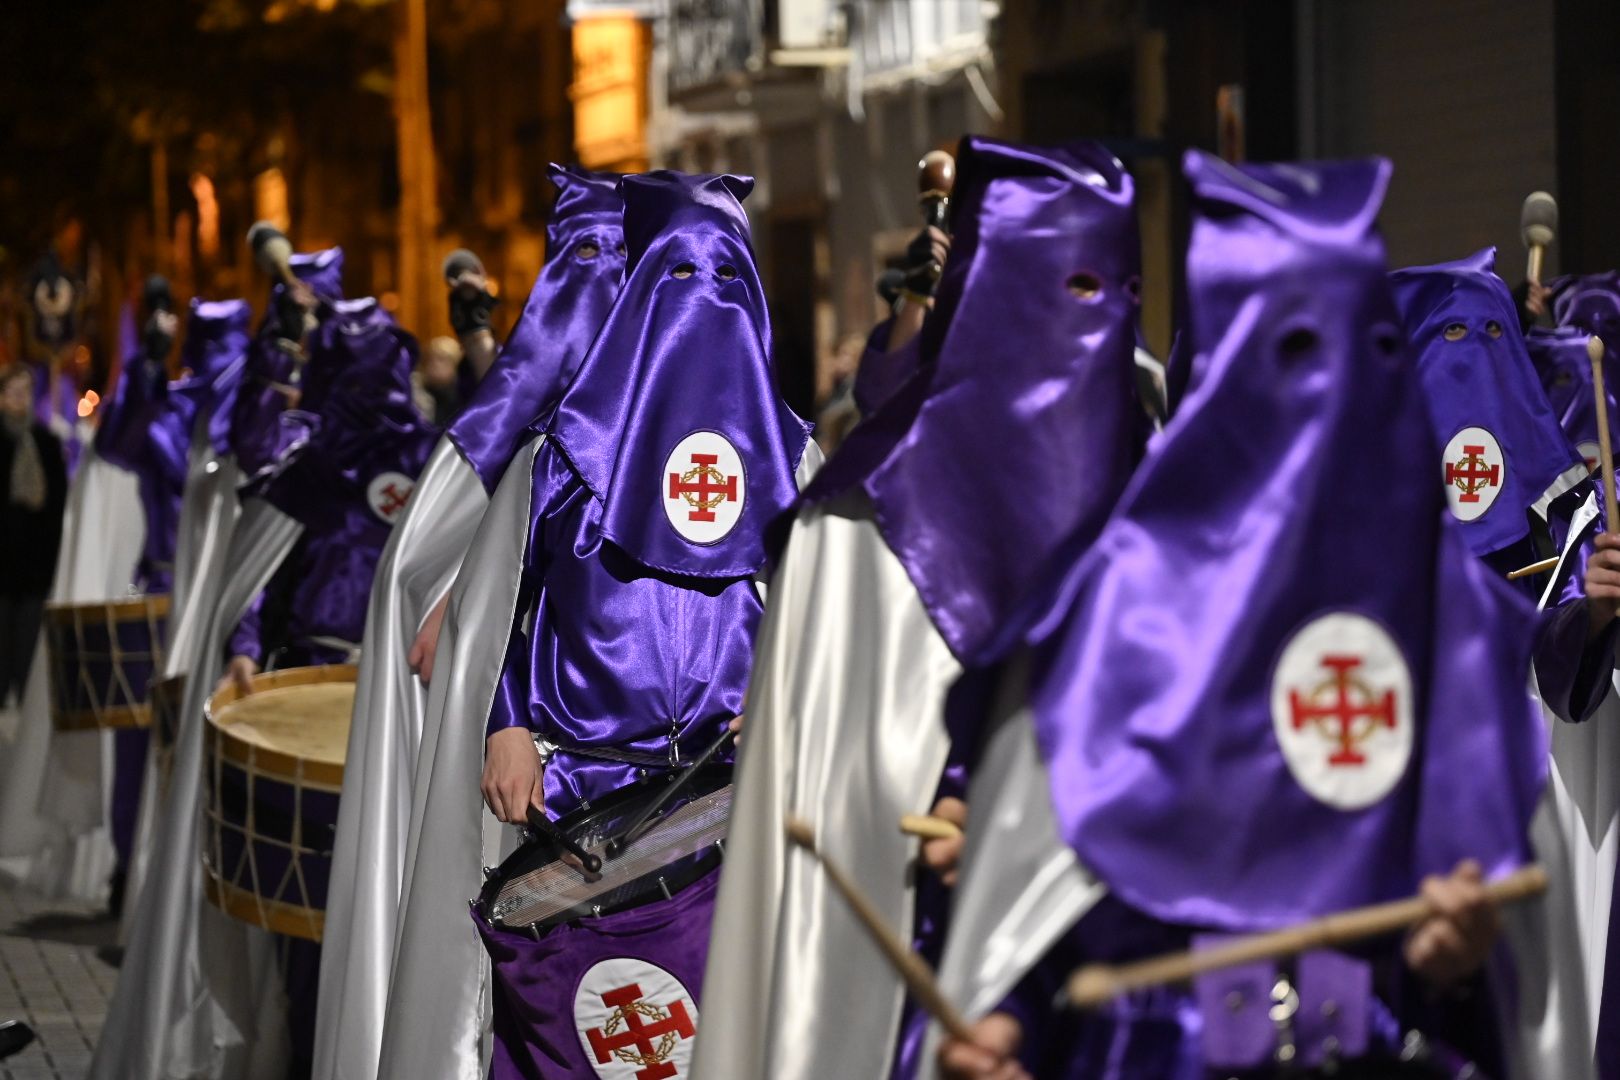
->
[603,1001,678,1066]
[1453,451,1491,496]
[679,464,730,512]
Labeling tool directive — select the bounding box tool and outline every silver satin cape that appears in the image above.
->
[689,490,958,1078]
[314,438,488,1080]
[917,654,1595,1080]
[0,447,142,900]
[377,436,822,1080]
[91,496,303,1080]
[121,403,246,943]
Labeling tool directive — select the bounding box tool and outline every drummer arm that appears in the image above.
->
[485,455,561,742]
[228,592,267,669]
[1535,522,1620,724]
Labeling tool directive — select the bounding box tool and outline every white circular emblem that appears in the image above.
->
[1270,612,1413,811]
[574,957,699,1079]
[1441,426,1505,522]
[366,471,415,525]
[1578,440,1602,473]
[661,431,746,544]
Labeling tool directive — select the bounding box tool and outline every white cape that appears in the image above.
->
[315,439,489,1080]
[121,419,245,942]
[691,490,957,1079]
[92,497,303,1080]
[0,447,143,901]
[379,437,821,1080]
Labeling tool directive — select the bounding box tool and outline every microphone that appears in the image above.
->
[1521,191,1558,286]
[442,247,488,293]
[247,221,299,290]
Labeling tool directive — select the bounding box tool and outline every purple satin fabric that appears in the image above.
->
[183,298,254,455]
[850,318,920,417]
[1550,270,1620,347]
[232,298,437,662]
[448,165,625,493]
[546,171,810,579]
[231,248,345,478]
[1391,248,1585,558]
[1027,153,1544,932]
[1528,325,1620,471]
[477,867,717,1080]
[805,137,1144,667]
[95,301,251,593]
[487,446,754,817]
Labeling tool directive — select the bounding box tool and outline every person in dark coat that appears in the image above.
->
[0,364,68,705]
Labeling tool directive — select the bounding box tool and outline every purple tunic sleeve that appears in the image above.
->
[485,448,565,741]
[1534,524,1620,724]
[95,358,162,470]
[229,593,265,665]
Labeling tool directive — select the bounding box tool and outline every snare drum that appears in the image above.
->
[148,674,186,797]
[43,596,170,731]
[201,664,356,941]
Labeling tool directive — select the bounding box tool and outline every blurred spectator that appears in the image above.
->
[414,335,465,423]
[0,365,67,705]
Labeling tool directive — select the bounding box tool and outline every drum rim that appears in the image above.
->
[44,594,172,621]
[203,872,325,942]
[205,664,357,789]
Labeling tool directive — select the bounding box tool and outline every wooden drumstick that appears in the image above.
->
[1591,336,1619,534]
[1506,555,1560,581]
[1065,864,1547,1009]
[917,150,957,280]
[785,815,975,1042]
[900,814,963,841]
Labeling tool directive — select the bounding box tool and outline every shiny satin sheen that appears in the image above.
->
[448,165,625,493]
[1551,270,1620,348]
[1028,152,1545,931]
[91,499,304,1080]
[316,165,627,1080]
[234,298,438,660]
[804,137,1144,668]
[691,493,956,1080]
[1529,325,1620,471]
[547,171,810,580]
[1391,248,1587,558]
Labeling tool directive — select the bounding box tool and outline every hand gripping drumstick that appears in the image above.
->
[1065,865,1547,1009]
[785,816,975,1042]
[1592,336,1619,535]
[899,814,963,841]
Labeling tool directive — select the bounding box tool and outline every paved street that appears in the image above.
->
[0,877,116,1080]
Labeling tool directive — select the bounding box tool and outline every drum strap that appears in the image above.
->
[543,739,680,769]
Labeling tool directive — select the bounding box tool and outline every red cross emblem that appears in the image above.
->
[1444,444,1500,504]
[584,983,695,1080]
[1288,655,1397,767]
[667,453,738,523]
[377,483,411,518]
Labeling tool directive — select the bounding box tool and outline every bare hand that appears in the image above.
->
[482,727,544,824]
[407,592,451,685]
[1586,533,1620,637]
[939,1013,1030,1080]
[727,714,745,750]
[217,655,259,697]
[1403,859,1501,987]
[921,796,968,887]
[920,225,951,276]
[1525,281,1550,321]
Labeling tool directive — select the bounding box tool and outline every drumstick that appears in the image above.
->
[1065,864,1547,1009]
[1591,336,1618,534]
[785,815,975,1043]
[1506,556,1560,581]
[899,814,962,841]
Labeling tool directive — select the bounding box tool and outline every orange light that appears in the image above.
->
[191,173,220,259]
[77,395,94,418]
[73,345,91,367]
[254,168,291,234]
[85,389,100,406]
[379,291,401,311]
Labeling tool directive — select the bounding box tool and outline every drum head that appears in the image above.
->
[206,664,357,790]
